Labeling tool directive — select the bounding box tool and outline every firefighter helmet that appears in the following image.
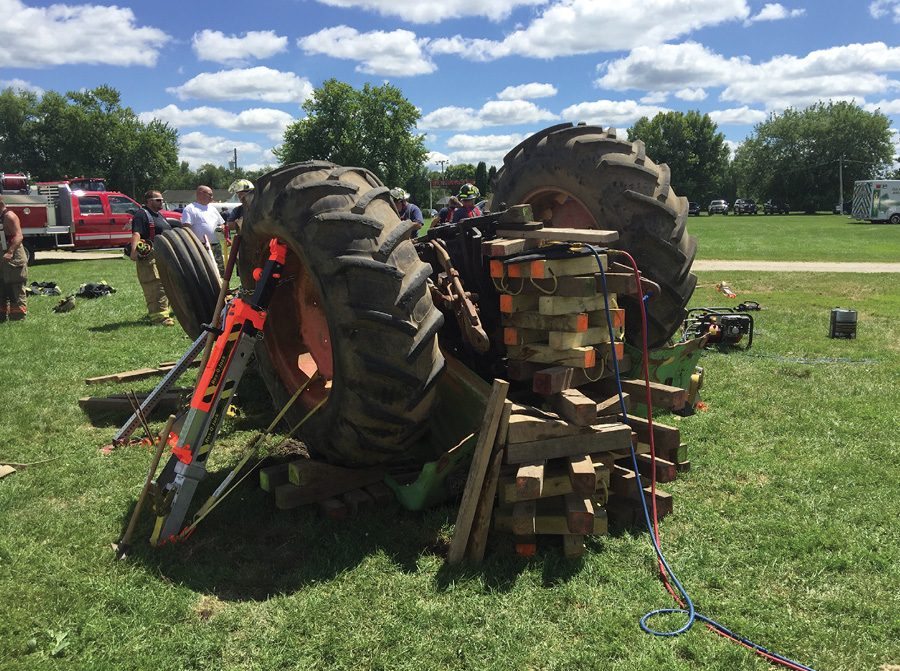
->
[389,187,409,201]
[228,179,254,194]
[458,183,479,200]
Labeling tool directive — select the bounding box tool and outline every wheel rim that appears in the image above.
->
[262,245,333,410]
[521,186,596,229]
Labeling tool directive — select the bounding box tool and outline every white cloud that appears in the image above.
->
[167,67,314,103]
[675,88,707,101]
[746,3,806,23]
[192,30,288,64]
[139,105,294,140]
[298,26,435,76]
[446,133,530,151]
[724,139,741,158]
[640,91,669,104]
[420,101,557,130]
[496,83,558,100]
[597,41,900,110]
[863,98,900,114]
[870,0,900,21]
[560,100,673,127]
[0,0,169,67]
[429,0,750,61]
[310,0,547,23]
[178,131,264,170]
[708,106,768,125]
[0,78,43,95]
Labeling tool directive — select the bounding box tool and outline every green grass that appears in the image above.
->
[1,241,899,670]
[690,212,900,262]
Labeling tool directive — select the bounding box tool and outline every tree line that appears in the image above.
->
[1,82,894,213]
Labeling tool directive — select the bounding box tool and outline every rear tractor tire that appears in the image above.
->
[237,162,445,466]
[489,122,698,348]
[154,228,221,339]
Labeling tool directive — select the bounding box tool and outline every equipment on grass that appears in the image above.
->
[829,308,857,339]
[148,238,288,545]
[52,295,76,313]
[682,307,754,349]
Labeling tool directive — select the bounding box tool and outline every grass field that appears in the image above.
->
[1,217,899,670]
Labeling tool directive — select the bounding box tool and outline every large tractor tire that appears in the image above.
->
[237,162,445,466]
[155,228,221,339]
[488,122,697,348]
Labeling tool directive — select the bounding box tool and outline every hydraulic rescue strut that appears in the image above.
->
[148,238,288,545]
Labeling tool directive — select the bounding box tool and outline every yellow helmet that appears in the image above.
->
[229,179,254,194]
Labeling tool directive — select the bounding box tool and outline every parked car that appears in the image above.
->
[763,200,790,215]
[832,202,852,215]
[733,198,758,215]
[708,199,729,215]
[688,201,701,216]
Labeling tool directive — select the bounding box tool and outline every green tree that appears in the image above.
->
[733,101,893,212]
[274,79,427,188]
[627,110,730,204]
[475,161,488,198]
[0,85,179,198]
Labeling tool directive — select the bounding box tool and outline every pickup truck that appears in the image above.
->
[1,174,181,264]
[733,198,758,215]
[763,200,790,215]
[708,199,729,215]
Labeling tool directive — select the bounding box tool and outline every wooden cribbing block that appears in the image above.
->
[499,461,609,506]
[364,481,396,506]
[501,254,607,280]
[531,364,611,395]
[564,493,595,534]
[259,463,291,492]
[507,344,596,368]
[447,379,510,565]
[340,488,375,516]
[289,459,385,489]
[495,500,608,535]
[548,326,612,349]
[562,534,586,559]
[542,388,597,426]
[483,237,539,257]
[502,311,588,333]
[507,407,595,443]
[515,535,537,558]
[609,464,649,497]
[594,392,631,417]
[606,498,643,526]
[516,462,546,500]
[538,294,607,316]
[567,454,596,495]
[503,327,546,346]
[601,272,640,296]
[675,460,691,473]
[595,377,686,411]
[510,499,537,535]
[496,227,618,244]
[609,262,662,299]
[316,497,348,520]
[499,293,539,313]
[588,308,625,329]
[622,416,681,453]
[468,448,506,564]
[635,453,677,483]
[501,274,600,298]
[506,423,631,464]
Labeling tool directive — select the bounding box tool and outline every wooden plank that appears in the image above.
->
[516,461,546,500]
[496,227,619,244]
[510,499,537,535]
[675,459,691,473]
[499,461,609,505]
[538,294,607,316]
[531,364,611,395]
[505,254,607,280]
[594,392,631,417]
[564,493,595,534]
[541,388,597,426]
[548,326,612,349]
[499,293,539,313]
[340,488,375,516]
[587,308,625,329]
[506,423,631,464]
[467,449,505,563]
[259,463,291,492]
[562,534,586,559]
[316,497,348,520]
[502,311,588,333]
[495,503,607,535]
[595,377,686,411]
[507,408,595,444]
[622,416,682,453]
[566,454,596,495]
[514,534,538,558]
[506,344,596,368]
[601,272,640,296]
[503,326,546,346]
[289,459,385,489]
[482,236,539,257]
[78,393,182,413]
[447,379,510,565]
[635,453,677,483]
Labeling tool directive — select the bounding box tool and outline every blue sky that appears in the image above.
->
[3,0,900,174]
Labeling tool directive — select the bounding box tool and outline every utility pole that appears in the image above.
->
[838,153,844,213]
[437,159,448,205]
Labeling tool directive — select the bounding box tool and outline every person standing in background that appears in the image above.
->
[129,190,174,326]
[0,194,27,322]
[181,185,226,276]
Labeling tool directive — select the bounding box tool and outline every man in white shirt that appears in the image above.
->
[181,185,226,276]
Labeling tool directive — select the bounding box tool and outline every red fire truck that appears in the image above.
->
[0,173,181,264]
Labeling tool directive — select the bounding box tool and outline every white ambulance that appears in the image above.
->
[852,180,900,224]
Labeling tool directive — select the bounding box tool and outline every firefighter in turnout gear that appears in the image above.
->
[0,193,28,322]
[130,190,174,326]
